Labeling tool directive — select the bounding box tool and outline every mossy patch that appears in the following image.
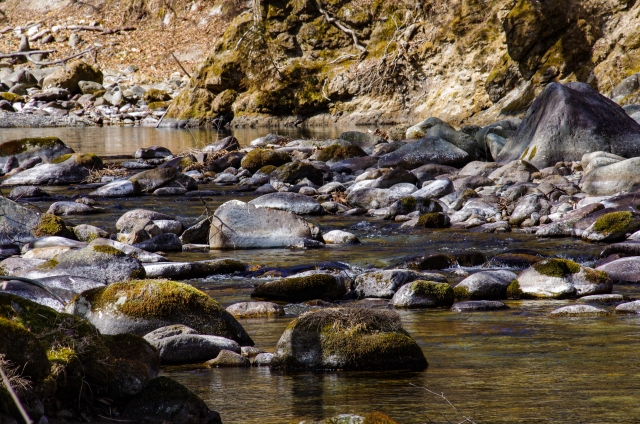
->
[33,213,73,238]
[0,92,24,103]
[533,258,581,278]
[92,245,125,257]
[400,196,417,211]
[316,144,366,162]
[38,258,59,271]
[148,101,170,110]
[51,153,103,170]
[409,280,455,306]
[592,211,634,235]
[240,148,291,173]
[252,274,345,302]
[506,280,523,299]
[0,316,50,382]
[256,164,277,175]
[0,137,64,157]
[453,284,471,300]
[418,212,448,228]
[143,88,171,103]
[584,268,610,284]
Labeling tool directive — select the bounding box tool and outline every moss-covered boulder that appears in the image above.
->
[42,60,103,93]
[353,269,446,299]
[0,317,50,382]
[143,88,171,103]
[507,258,612,299]
[270,161,325,186]
[582,211,640,242]
[0,136,73,167]
[32,213,74,238]
[271,308,427,371]
[240,148,291,173]
[391,280,455,308]
[123,377,221,424]
[417,212,449,228]
[23,245,146,284]
[66,279,253,345]
[317,143,367,163]
[252,273,346,302]
[50,152,104,170]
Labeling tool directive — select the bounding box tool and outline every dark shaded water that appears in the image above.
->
[5,127,640,423]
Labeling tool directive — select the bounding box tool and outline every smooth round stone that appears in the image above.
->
[549,304,608,317]
[323,230,360,245]
[615,300,640,314]
[450,300,508,312]
[577,294,626,305]
[254,352,274,366]
[225,301,285,318]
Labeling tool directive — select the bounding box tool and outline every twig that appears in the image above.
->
[171,52,191,78]
[27,46,99,66]
[68,25,136,35]
[313,0,366,52]
[0,49,55,58]
[409,384,476,424]
[329,53,358,64]
[0,366,32,424]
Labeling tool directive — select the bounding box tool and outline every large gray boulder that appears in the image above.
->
[2,156,90,186]
[66,279,253,345]
[496,83,640,168]
[353,269,446,299]
[377,136,470,168]
[252,273,346,302]
[145,332,240,364]
[581,158,640,195]
[248,192,324,215]
[271,308,427,371]
[596,257,640,283]
[0,275,104,311]
[209,200,320,249]
[508,258,612,299]
[21,245,146,284]
[0,196,40,243]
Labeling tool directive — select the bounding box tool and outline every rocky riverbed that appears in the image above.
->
[3,81,640,423]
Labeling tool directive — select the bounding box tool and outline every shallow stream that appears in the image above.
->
[5,127,640,423]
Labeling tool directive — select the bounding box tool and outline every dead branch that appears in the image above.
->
[67,25,135,35]
[313,0,366,52]
[0,49,55,58]
[26,46,100,66]
[409,384,476,424]
[171,52,191,78]
[0,26,12,34]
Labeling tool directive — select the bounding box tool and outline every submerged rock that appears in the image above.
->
[66,279,253,345]
[249,192,324,215]
[450,300,508,312]
[549,305,608,317]
[206,349,251,367]
[323,230,360,244]
[146,332,240,364]
[226,301,285,318]
[270,308,427,371]
[507,258,612,299]
[0,136,73,167]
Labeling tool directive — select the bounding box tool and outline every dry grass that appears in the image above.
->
[331,191,348,204]
[296,307,402,333]
[0,354,32,397]
[83,163,130,183]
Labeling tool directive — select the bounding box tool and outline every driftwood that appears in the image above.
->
[67,25,135,35]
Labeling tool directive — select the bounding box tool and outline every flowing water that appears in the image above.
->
[5,126,640,423]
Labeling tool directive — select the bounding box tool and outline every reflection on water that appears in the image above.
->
[0,125,379,156]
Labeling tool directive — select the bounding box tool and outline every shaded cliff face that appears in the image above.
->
[168,0,640,127]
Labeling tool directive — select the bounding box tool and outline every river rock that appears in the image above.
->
[147,333,240,364]
[577,294,626,305]
[488,160,538,185]
[322,230,360,244]
[536,203,604,237]
[116,209,175,231]
[581,158,640,195]
[249,192,324,215]
[453,270,517,300]
[226,301,285,318]
[241,149,291,173]
[203,136,239,152]
[66,279,253,345]
[391,280,455,308]
[596,257,640,283]
[129,167,177,193]
[74,224,109,242]
[28,236,87,250]
[143,259,245,279]
[270,161,325,186]
[0,257,45,275]
[46,201,99,216]
[451,300,508,312]
[206,349,251,367]
[549,304,608,317]
[88,238,167,263]
[615,300,640,314]
[347,188,406,210]
[370,167,418,189]
[330,156,379,173]
[89,180,141,197]
[122,377,221,424]
[42,60,103,93]
[21,245,146,284]
[7,186,50,200]
[508,258,612,299]
[133,233,182,252]
[353,269,445,299]
[254,352,274,366]
[23,245,73,260]
[135,145,173,159]
[496,82,640,168]
[180,218,210,244]
[0,137,73,167]
[2,156,90,186]
[270,308,427,371]
[0,196,40,243]
[378,136,470,168]
[209,200,319,249]
[252,273,345,302]
[411,179,454,199]
[581,211,640,242]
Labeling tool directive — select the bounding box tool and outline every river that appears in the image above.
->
[5,126,640,423]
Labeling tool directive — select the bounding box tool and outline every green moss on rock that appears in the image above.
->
[252,274,345,302]
[592,211,634,235]
[256,164,277,175]
[409,280,455,306]
[92,245,125,257]
[148,101,170,110]
[0,137,64,157]
[418,212,448,228]
[0,317,50,382]
[533,258,581,278]
[453,284,471,300]
[241,148,291,173]
[33,213,73,238]
[143,88,171,103]
[0,92,24,103]
[506,280,523,299]
[317,144,367,162]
